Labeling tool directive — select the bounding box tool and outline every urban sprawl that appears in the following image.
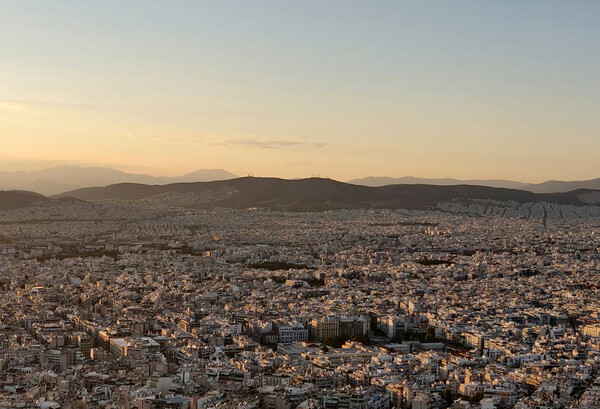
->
[1,198,600,409]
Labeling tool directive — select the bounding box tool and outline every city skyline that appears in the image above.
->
[2,1,600,182]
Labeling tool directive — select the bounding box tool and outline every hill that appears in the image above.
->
[55,177,600,211]
[0,191,49,210]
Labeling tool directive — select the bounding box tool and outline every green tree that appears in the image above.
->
[351,334,372,346]
[441,387,453,404]
[469,392,484,403]
[323,336,347,348]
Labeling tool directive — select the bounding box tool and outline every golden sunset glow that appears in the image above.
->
[1,1,599,182]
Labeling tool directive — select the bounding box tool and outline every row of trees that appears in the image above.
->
[391,327,439,343]
[322,334,372,349]
[324,327,444,348]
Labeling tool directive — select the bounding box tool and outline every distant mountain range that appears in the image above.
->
[348,176,528,190]
[524,179,600,194]
[52,177,600,211]
[1,177,599,219]
[0,166,238,195]
[3,167,600,196]
[348,176,600,193]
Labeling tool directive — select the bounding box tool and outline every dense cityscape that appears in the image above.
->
[4,0,600,408]
[1,198,600,409]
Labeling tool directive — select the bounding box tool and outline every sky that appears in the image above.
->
[1,1,599,182]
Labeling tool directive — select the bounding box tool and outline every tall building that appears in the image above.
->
[310,316,369,341]
[72,331,92,357]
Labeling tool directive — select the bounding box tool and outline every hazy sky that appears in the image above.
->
[1,1,599,181]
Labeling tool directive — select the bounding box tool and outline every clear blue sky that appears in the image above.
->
[1,1,599,181]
